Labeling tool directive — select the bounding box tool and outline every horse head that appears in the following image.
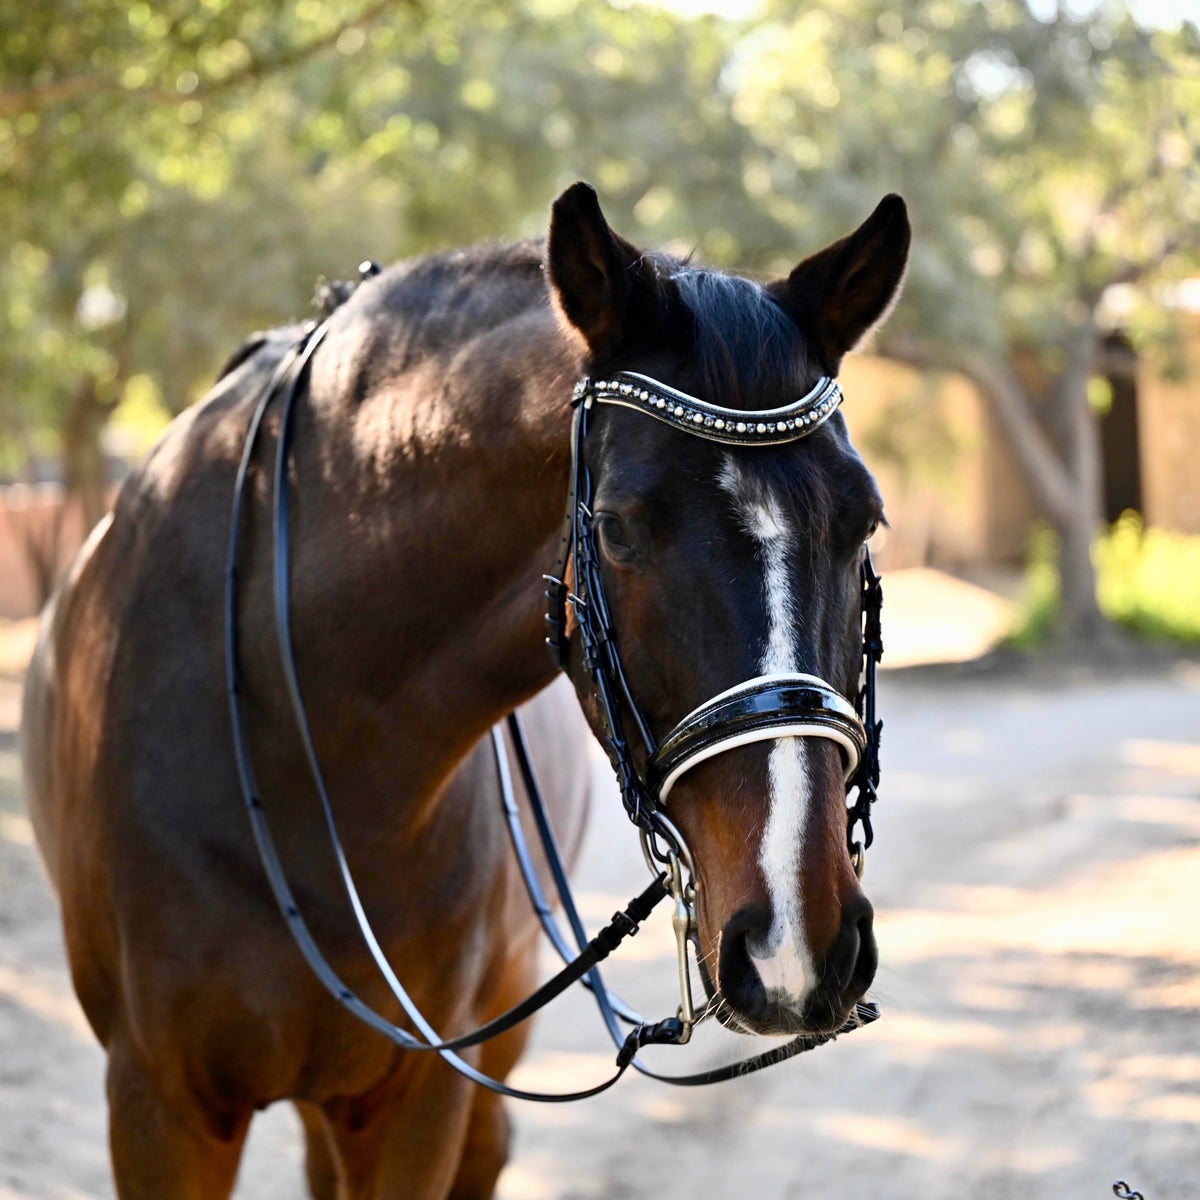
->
[547,182,909,1037]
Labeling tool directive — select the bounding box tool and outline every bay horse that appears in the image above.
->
[21,182,909,1199]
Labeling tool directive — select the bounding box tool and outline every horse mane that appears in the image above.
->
[214,332,270,382]
[666,265,812,412]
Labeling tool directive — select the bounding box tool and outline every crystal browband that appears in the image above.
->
[573,370,844,445]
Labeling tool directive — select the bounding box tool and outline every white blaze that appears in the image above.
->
[719,460,815,1001]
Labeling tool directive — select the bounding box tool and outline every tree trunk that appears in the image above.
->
[1055,506,1105,640]
[1052,320,1108,641]
[882,330,1113,641]
[61,372,118,535]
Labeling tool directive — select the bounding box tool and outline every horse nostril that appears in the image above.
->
[829,897,875,998]
[718,906,770,1018]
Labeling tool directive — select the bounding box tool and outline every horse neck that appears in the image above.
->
[290,314,580,791]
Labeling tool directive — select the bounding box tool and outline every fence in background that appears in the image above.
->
[0,484,97,620]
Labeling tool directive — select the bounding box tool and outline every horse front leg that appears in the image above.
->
[322,1049,479,1200]
[447,941,540,1200]
[445,1079,513,1200]
[296,1100,340,1200]
[106,1034,252,1200]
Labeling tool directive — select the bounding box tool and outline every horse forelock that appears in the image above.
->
[666,267,812,412]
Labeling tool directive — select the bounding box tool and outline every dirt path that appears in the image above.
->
[3,659,1199,1199]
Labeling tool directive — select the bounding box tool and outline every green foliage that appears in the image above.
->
[0,0,1197,510]
[1009,513,1200,647]
[0,0,766,459]
[742,0,1200,362]
[1006,522,1062,648]
[106,373,171,458]
[1095,511,1200,643]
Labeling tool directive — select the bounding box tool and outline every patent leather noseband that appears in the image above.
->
[647,673,867,801]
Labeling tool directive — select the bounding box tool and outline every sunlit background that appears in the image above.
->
[1,1,1198,1197]
[2,0,1198,646]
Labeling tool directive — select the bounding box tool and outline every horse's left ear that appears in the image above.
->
[769,195,911,373]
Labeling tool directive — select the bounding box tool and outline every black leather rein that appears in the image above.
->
[223,290,882,1104]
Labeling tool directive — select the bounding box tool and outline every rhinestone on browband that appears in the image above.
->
[573,370,844,445]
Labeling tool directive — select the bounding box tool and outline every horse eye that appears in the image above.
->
[862,515,888,555]
[593,513,636,559]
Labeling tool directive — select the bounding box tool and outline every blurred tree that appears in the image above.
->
[0,0,767,612]
[0,0,426,592]
[734,0,1200,637]
[2,0,1197,638]
[0,0,747,466]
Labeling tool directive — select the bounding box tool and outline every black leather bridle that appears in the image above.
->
[224,273,883,1105]
[544,372,882,881]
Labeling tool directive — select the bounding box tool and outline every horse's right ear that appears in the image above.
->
[547,182,653,361]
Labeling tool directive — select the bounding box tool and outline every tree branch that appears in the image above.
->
[1102,234,1195,291]
[880,331,1079,528]
[0,0,404,116]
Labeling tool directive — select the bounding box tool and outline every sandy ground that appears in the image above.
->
[2,578,1198,1200]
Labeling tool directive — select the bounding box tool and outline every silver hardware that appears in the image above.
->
[638,814,698,1044]
[668,849,698,1043]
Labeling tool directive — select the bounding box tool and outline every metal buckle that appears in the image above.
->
[667,849,698,1042]
[849,840,865,880]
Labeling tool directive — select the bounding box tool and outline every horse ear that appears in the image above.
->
[770,195,911,373]
[547,181,652,360]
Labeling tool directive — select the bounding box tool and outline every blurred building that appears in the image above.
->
[1138,310,1200,536]
[841,307,1200,576]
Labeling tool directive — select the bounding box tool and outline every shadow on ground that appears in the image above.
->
[1,654,1198,1199]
